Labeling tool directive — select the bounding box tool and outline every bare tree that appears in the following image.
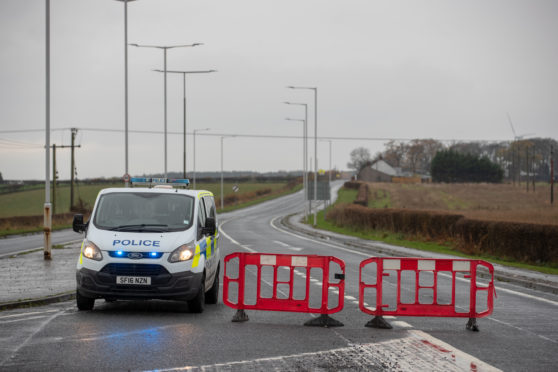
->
[347,147,372,172]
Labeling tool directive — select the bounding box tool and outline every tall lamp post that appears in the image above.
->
[130,42,202,178]
[284,102,308,219]
[193,128,210,189]
[220,135,236,210]
[153,69,216,179]
[44,0,52,260]
[115,0,137,186]
[285,116,308,219]
[320,139,332,206]
[288,86,318,226]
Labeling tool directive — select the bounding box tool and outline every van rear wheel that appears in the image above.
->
[76,290,95,311]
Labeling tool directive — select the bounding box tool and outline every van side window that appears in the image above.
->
[203,196,216,220]
[197,199,206,228]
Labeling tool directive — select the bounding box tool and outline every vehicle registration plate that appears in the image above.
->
[116,276,151,285]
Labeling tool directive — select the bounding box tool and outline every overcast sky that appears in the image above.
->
[1,0,557,180]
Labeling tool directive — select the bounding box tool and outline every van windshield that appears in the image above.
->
[93,192,194,232]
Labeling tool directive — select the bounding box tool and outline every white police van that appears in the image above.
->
[72,178,220,313]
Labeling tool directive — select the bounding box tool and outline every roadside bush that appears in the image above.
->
[343,181,363,190]
[353,183,369,206]
[326,203,558,266]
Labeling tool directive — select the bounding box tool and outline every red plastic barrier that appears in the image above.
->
[359,258,495,319]
[223,252,345,314]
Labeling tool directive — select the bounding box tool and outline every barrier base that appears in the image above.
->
[466,317,479,332]
[365,316,393,329]
[231,309,249,322]
[304,314,344,327]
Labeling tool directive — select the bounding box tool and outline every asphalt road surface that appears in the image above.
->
[1,188,557,371]
[0,229,81,258]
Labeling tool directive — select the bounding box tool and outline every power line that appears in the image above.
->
[0,127,516,143]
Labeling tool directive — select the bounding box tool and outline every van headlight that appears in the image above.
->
[168,243,195,263]
[83,240,103,261]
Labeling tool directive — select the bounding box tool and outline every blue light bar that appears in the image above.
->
[108,251,163,259]
[130,177,190,187]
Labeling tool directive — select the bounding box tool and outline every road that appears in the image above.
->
[0,229,80,257]
[1,188,557,371]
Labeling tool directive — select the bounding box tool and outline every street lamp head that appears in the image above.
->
[129,43,139,47]
[283,101,291,104]
[286,86,295,89]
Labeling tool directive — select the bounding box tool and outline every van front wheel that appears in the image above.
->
[76,290,95,311]
[188,279,205,313]
[205,265,220,304]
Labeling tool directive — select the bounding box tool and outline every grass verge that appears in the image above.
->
[308,189,558,275]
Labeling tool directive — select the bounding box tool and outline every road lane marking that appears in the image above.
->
[0,309,58,320]
[0,315,50,324]
[0,310,65,367]
[392,321,413,329]
[150,329,501,372]
[218,220,256,253]
[273,240,290,247]
[269,215,371,257]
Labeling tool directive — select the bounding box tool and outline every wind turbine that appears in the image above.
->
[507,113,535,140]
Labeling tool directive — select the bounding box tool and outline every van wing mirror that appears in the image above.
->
[72,214,87,233]
[202,217,216,236]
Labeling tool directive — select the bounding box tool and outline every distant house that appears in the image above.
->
[358,160,398,182]
[359,160,430,183]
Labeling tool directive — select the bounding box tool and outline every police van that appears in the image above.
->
[72,178,220,313]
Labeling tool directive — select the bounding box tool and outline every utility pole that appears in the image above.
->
[551,145,554,205]
[525,146,529,192]
[44,0,51,260]
[532,146,536,192]
[52,144,56,215]
[50,143,75,215]
[70,128,78,210]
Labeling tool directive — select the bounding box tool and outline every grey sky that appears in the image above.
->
[1,0,557,180]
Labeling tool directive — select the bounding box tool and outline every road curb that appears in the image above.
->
[0,291,75,311]
[280,214,558,296]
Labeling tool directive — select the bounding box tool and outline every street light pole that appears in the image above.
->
[115,0,137,186]
[220,135,236,210]
[288,86,318,226]
[284,102,308,220]
[153,69,216,179]
[130,43,202,178]
[193,128,210,189]
[285,115,307,219]
[321,139,332,206]
[44,0,52,260]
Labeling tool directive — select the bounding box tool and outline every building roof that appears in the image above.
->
[367,160,398,176]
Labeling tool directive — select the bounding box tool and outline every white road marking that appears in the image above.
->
[269,216,371,257]
[273,240,290,247]
[0,310,64,367]
[0,309,58,320]
[150,329,501,372]
[0,315,50,325]
[392,320,413,329]
[218,221,256,253]
[344,295,357,301]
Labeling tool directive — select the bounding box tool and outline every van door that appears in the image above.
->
[202,196,218,278]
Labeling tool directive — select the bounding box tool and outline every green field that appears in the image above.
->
[0,181,290,218]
